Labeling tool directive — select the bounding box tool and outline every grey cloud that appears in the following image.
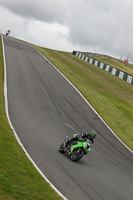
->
[0,0,133,62]
[0,0,72,23]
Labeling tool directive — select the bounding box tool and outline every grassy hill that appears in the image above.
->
[88,55,133,76]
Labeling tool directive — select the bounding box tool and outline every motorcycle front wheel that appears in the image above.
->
[70,148,84,162]
[59,143,65,153]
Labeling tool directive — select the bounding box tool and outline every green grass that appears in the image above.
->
[0,36,62,200]
[89,56,133,76]
[34,46,133,150]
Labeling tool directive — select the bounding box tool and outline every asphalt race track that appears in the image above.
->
[2,35,133,200]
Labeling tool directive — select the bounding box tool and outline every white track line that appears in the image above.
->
[1,34,68,200]
[34,46,133,154]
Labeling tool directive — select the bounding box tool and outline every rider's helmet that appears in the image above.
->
[89,130,96,140]
[73,134,78,138]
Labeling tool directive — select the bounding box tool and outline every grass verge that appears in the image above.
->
[34,46,133,151]
[89,56,133,76]
[0,36,62,200]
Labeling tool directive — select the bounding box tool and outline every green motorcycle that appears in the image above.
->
[59,133,93,162]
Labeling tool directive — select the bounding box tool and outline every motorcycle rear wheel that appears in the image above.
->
[70,149,84,162]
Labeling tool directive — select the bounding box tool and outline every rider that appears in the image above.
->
[6,30,10,36]
[64,130,96,148]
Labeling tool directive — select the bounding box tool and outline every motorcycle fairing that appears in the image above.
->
[71,141,91,153]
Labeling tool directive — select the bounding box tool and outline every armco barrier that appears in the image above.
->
[73,51,133,85]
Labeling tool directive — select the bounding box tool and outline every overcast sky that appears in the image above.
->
[0,0,133,62]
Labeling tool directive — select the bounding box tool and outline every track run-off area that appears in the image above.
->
[2,35,133,200]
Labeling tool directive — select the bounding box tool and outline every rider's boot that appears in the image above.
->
[64,136,69,147]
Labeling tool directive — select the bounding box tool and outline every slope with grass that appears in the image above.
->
[35,46,133,151]
[0,35,62,200]
[89,55,133,76]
